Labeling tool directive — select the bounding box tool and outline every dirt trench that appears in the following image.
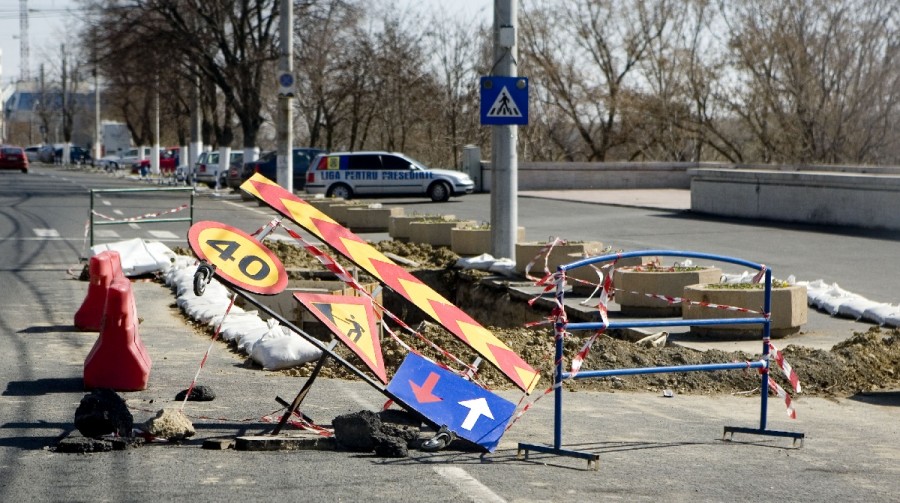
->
[197,241,900,399]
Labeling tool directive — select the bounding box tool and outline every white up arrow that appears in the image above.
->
[458,398,494,430]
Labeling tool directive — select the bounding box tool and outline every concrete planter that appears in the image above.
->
[514,241,606,276]
[682,283,808,338]
[407,219,477,247]
[344,205,404,232]
[450,226,526,256]
[389,214,455,241]
[613,266,722,316]
[325,202,366,225]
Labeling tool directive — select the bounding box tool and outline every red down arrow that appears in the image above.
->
[410,372,442,403]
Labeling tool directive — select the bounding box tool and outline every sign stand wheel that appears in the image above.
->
[419,425,456,452]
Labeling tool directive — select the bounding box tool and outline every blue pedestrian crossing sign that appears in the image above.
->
[480,76,528,126]
[387,353,517,452]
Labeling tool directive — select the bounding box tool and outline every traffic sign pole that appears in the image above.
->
[490,0,519,261]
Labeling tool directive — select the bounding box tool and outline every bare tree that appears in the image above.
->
[719,0,900,164]
[425,6,489,167]
[521,0,673,161]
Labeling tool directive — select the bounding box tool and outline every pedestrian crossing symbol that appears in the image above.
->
[487,87,521,118]
[480,76,528,126]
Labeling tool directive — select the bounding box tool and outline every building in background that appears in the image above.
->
[2,79,96,147]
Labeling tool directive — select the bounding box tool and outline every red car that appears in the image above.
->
[0,146,28,173]
[133,147,179,174]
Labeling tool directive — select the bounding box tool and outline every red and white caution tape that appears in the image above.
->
[524,237,565,281]
[614,288,767,316]
[91,203,189,223]
[767,376,797,419]
[752,265,767,283]
[768,342,801,393]
[278,223,485,385]
[181,293,237,411]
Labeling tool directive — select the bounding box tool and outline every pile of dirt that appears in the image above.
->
[176,241,900,398]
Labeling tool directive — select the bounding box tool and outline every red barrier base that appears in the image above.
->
[84,276,152,391]
[74,251,124,331]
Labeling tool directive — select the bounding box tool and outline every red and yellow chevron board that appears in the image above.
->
[240,174,540,393]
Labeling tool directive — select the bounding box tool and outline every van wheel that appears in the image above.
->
[327,183,353,200]
[428,181,452,202]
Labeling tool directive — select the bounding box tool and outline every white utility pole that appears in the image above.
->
[93,65,101,161]
[491,0,519,260]
[151,73,160,175]
[189,73,202,174]
[276,0,294,192]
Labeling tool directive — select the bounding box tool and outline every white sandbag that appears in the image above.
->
[803,280,829,307]
[816,283,852,314]
[219,318,268,344]
[836,295,883,320]
[862,304,900,326]
[237,319,281,353]
[221,316,269,343]
[250,332,323,370]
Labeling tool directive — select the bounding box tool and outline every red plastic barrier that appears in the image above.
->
[74,251,124,331]
[83,276,152,391]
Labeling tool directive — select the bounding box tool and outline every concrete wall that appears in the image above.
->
[689,168,900,231]
[459,144,900,231]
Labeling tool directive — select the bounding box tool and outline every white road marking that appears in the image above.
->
[33,228,60,237]
[113,209,124,215]
[102,200,111,206]
[433,466,506,503]
[148,230,180,239]
[94,230,120,238]
[128,223,140,229]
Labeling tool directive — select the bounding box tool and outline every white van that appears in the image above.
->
[305,151,474,202]
[194,150,243,187]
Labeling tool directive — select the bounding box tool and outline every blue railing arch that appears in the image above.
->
[517,250,804,470]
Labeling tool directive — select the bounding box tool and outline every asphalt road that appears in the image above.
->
[0,165,897,502]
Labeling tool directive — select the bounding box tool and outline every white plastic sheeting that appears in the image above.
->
[161,255,322,369]
[90,238,177,276]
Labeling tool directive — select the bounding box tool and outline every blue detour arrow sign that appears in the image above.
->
[387,353,516,452]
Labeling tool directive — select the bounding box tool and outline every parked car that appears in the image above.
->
[132,147,179,174]
[194,149,243,188]
[0,146,28,173]
[231,147,325,191]
[97,154,123,172]
[70,146,94,166]
[36,145,59,163]
[305,151,474,202]
[118,147,151,170]
[24,146,41,163]
[36,144,93,165]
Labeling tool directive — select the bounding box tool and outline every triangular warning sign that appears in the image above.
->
[294,293,388,384]
[487,86,522,118]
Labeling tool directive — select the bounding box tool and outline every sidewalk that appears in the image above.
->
[520,188,691,211]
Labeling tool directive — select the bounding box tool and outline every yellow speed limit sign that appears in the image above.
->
[188,221,287,295]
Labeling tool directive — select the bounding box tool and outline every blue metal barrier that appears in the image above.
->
[517,250,804,470]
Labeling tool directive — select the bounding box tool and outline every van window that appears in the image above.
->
[381,155,413,170]
[347,154,382,170]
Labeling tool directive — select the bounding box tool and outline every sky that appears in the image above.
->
[0,0,494,87]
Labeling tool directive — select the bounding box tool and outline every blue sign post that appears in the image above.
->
[387,353,517,452]
[480,76,529,126]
